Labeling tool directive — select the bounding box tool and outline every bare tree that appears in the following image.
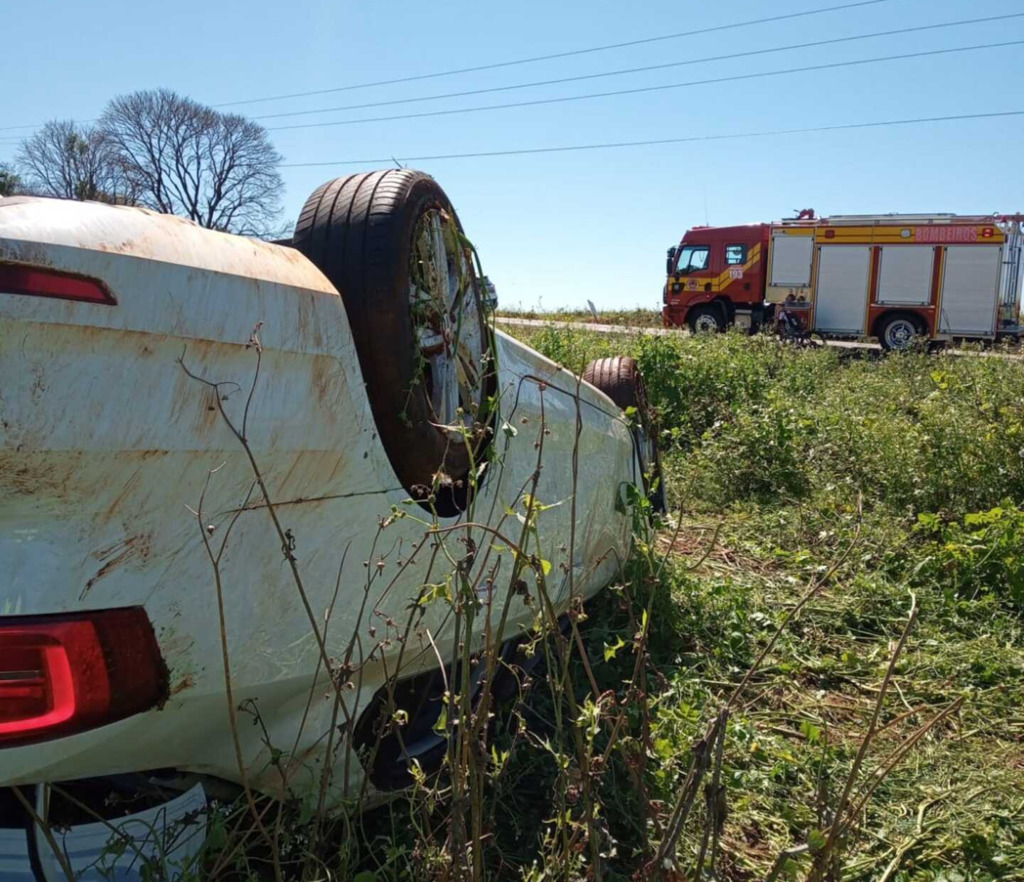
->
[0,161,23,197]
[16,120,133,203]
[99,89,284,236]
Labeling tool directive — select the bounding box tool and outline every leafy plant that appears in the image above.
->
[916,503,1024,609]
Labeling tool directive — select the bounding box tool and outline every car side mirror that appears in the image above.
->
[666,246,677,277]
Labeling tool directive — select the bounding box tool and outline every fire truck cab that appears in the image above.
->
[663,223,771,334]
[663,212,1024,350]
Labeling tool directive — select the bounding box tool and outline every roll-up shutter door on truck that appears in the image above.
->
[877,245,934,306]
[814,245,871,335]
[939,245,1001,336]
[770,233,814,286]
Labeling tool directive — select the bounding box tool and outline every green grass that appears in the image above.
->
[510,327,1024,880]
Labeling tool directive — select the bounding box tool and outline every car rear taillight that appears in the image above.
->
[0,608,166,747]
[0,264,115,305]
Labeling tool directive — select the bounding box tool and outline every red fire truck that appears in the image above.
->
[662,212,1024,349]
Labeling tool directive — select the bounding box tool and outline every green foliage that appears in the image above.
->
[586,332,1024,516]
[633,333,811,449]
[501,324,1024,879]
[0,162,21,197]
[916,503,1024,609]
[522,323,627,373]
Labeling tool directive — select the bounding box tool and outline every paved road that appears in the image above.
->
[495,316,672,336]
[495,316,879,350]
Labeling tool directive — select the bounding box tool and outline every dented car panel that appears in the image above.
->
[0,197,637,804]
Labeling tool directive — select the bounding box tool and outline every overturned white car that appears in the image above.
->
[0,171,663,879]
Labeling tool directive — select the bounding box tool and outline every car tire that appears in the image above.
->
[582,356,667,513]
[688,304,725,334]
[293,170,495,510]
[877,312,924,352]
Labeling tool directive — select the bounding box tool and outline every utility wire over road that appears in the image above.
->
[279,110,1024,166]
[216,0,895,108]
[267,41,1024,132]
[0,0,895,133]
[256,13,1024,121]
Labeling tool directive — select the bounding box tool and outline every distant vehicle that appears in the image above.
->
[662,211,1024,350]
[0,171,663,880]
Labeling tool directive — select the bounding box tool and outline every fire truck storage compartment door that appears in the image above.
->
[939,245,1001,336]
[770,233,814,286]
[813,245,871,334]
[877,245,934,305]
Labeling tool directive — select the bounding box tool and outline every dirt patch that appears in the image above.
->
[169,675,195,697]
[80,532,153,600]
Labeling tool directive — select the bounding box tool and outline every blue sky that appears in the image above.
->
[2,0,1023,310]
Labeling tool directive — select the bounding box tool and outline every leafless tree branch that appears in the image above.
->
[98,89,284,237]
[16,120,136,203]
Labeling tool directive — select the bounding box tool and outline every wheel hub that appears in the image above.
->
[886,320,915,349]
[409,209,488,440]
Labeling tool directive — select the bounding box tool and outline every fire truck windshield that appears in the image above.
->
[675,245,709,275]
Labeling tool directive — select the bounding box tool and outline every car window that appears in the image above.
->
[725,244,747,265]
[676,245,709,274]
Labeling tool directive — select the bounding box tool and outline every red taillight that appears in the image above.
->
[982,227,995,239]
[0,608,166,747]
[0,264,115,305]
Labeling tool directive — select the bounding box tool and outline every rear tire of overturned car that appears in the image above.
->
[582,356,667,514]
[293,170,495,512]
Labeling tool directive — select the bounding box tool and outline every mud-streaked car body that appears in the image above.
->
[0,190,650,876]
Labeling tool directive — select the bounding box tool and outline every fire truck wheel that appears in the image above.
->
[688,305,725,334]
[877,313,924,352]
[293,170,495,513]
[582,356,667,514]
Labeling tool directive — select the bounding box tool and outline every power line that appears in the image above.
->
[0,120,97,134]
[267,40,1024,132]
[0,0,898,135]
[278,110,1024,167]
[215,0,892,108]
[256,13,1024,121]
